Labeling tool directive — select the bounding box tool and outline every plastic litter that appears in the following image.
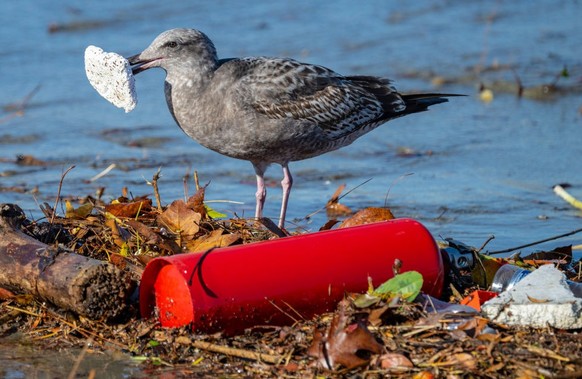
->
[491,263,582,298]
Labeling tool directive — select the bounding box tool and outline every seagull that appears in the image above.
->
[128,28,458,229]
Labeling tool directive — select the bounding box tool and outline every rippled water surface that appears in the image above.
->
[1,0,582,376]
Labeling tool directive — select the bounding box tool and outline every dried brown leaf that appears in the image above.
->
[328,184,346,203]
[319,219,339,231]
[0,287,16,300]
[326,202,352,217]
[446,352,477,370]
[456,316,490,338]
[187,186,207,218]
[65,200,93,219]
[325,184,353,217]
[105,218,130,248]
[378,352,414,371]
[105,198,152,218]
[157,200,201,240]
[16,155,48,166]
[339,207,394,228]
[367,305,389,327]
[521,244,572,264]
[124,219,182,255]
[125,219,162,245]
[186,229,241,253]
[308,300,383,369]
[109,253,127,269]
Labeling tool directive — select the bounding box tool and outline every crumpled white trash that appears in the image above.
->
[84,45,137,112]
[482,264,582,329]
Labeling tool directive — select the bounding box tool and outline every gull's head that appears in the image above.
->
[127,28,217,75]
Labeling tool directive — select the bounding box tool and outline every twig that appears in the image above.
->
[88,163,116,182]
[2,84,41,113]
[4,304,43,317]
[192,340,283,364]
[183,168,191,201]
[486,227,582,255]
[384,173,414,207]
[511,68,524,98]
[50,165,75,224]
[303,177,373,221]
[476,235,495,253]
[43,308,129,350]
[7,304,129,350]
[265,298,299,324]
[281,299,307,321]
[525,345,570,362]
[0,112,23,124]
[67,338,93,379]
[151,168,162,212]
[194,170,200,191]
[402,324,439,338]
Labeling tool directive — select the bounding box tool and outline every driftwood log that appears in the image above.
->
[0,203,133,320]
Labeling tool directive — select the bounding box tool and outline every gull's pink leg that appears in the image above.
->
[278,163,293,229]
[253,163,267,220]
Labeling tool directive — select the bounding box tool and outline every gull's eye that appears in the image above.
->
[165,41,178,49]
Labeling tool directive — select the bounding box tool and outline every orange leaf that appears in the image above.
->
[412,371,435,379]
[378,353,414,371]
[326,184,352,217]
[105,198,152,218]
[339,207,394,228]
[0,287,15,300]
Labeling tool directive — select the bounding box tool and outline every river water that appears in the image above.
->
[1,0,581,376]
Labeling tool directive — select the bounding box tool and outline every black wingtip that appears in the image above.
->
[402,93,465,113]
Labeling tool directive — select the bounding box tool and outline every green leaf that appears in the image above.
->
[353,293,381,308]
[147,340,160,348]
[204,204,227,219]
[560,66,569,78]
[373,271,423,302]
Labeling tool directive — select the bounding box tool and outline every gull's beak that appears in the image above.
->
[127,53,159,75]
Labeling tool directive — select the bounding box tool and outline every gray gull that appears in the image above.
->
[128,28,459,228]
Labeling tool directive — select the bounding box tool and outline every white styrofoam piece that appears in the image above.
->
[482,264,582,329]
[84,45,137,112]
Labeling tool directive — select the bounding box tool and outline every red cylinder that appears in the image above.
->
[140,218,443,334]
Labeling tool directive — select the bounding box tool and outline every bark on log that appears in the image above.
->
[0,204,133,320]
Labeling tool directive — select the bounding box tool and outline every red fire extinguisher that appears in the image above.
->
[140,218,444,334]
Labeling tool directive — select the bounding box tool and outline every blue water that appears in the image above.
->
[2,0,582,249]
[1,0,582,376]
[2,0,582,251]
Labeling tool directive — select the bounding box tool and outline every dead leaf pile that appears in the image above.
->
[0,181,581,378]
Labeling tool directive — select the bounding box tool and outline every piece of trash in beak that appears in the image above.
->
[84,45,137,113]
